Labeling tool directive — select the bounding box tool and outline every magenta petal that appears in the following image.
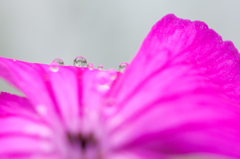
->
[0,58,116,157]
[0,92,37,119]
[104,14,240,158]
[0,92,58,158]
[0,58,86,132]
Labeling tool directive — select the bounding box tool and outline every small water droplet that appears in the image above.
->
[52,58,64,66]
[119,62,129,73]
[49,61,59,72]
[73,56,87,67]
[98,65,103,70]
[96,72,110,85]
[87,63,94,70]
[96,71,110,92]
[109,68,117,80]
[13,58,16,62]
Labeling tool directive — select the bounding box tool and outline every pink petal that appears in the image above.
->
[0,92,38,119]
[104,14,240,158]
[0,92,58,158]
[0,58,86,133]
[81,69,116,134]
[0,58,116,157]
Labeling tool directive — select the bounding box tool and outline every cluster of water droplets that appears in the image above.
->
[49,56,129,73]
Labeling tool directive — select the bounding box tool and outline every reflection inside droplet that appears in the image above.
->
[87,63,94,70]
[52,58,64,66]
[119,62,129,73]
[74,56,87,67]
[98,65,103,70]
[49,61,59,72]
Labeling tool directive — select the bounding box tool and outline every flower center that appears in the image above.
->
[67,132,97,152]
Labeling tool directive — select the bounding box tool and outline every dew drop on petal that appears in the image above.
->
[49,61,59,72]
[109,68,117,80]
[87,63,94,70]
[119,62,129,73]
[52,58,64,66]
[96,72,110,85]
[74,56,87,67]
[98,65,103,70]
[96,71,110,92]
[13,58,16,62]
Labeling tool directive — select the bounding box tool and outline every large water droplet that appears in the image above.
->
[74,56,87,67]
[87,63,94,70]
[98,65,103,70]
[49,61,59,72]
[119,62,129,73]
[52,58,64,66]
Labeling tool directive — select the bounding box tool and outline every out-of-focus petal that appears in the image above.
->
[81,69,116,134]
[0,92,59,158]
[104,14,240,158]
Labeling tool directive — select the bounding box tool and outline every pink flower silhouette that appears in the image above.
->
[1,14,240,159]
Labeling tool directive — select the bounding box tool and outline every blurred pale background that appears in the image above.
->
[0,0,239,95]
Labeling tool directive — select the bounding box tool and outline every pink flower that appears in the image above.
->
[0,14,240,159]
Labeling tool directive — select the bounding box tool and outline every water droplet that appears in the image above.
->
[49,61,59,72]
[98,65,103,70]
[109,68,117,80]
[96,71,110,85]
[96,71,110,92]
[87,63,94,70]
[52,58,64,66]
[13,58,16,62]
[73,56,87,67]
[119,62,129,73]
